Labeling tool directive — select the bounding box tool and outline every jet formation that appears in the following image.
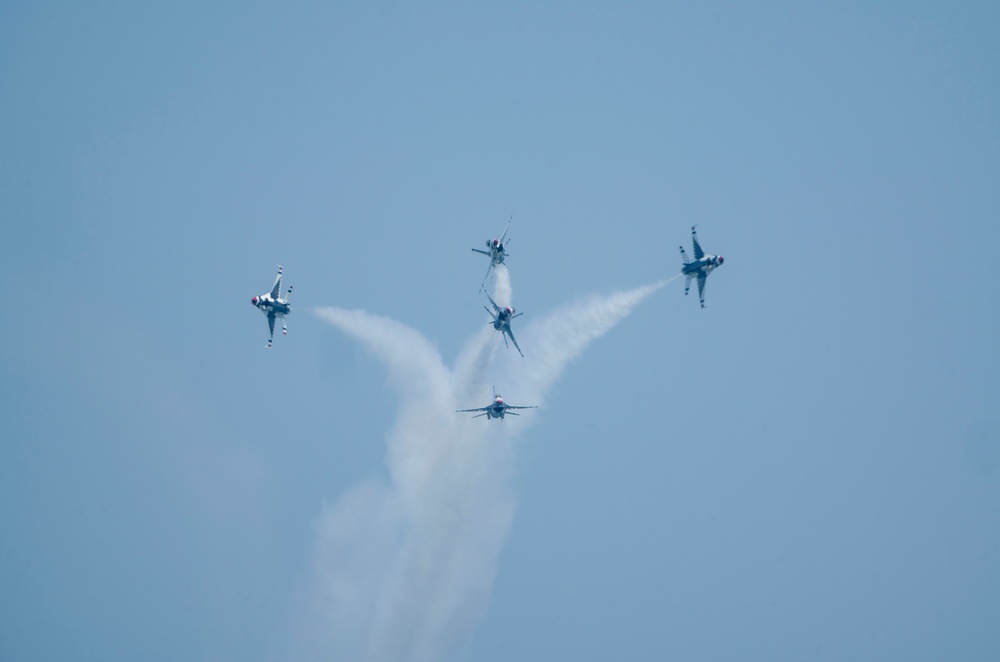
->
[251,222,725,419]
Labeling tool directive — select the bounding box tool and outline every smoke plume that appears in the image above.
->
[305,267,673,660]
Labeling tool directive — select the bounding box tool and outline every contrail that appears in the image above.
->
[304,271,675,661]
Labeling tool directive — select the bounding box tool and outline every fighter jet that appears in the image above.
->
[250,265,293,348]
[456,389,537,420]
[679,226,724,308]
[484,292,524,357]
[472,217,511,292]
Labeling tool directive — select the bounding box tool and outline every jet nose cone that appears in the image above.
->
[718,256,724,264]
[251,296,259,305]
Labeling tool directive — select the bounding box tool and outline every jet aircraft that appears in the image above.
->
[484,292,524,357]
[251,265,293,348]
[456,389,537,420]
[679,226,724,308]
[472,217,511,291]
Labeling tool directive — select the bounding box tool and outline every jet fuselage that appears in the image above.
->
[681,256,723,277]
[490,243,506,265]
[253,296,290,316]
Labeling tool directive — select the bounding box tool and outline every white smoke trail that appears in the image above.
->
[305,272,675,661]
[452,264,512,404]
[493,264,513,308]
[507,273,681,403]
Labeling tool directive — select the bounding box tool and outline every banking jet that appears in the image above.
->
[456,389,537,420]
[679,226,724,308]
[472,217,511,291]
[250,265,293,347]
[485,292,524,357]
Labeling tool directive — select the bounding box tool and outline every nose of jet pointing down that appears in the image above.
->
[251,296,259,306]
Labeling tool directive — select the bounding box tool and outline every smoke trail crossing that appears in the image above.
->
[306,271,673,661]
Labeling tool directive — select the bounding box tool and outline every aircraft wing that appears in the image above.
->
[479,260,495,292]
[697,273,707,307]
[498,218,511,244]
[267,311,276,339]
[485,292,500,312]
[270,269,283,299]
[471,248,491,256]
[456,408,489,418]
[691,226,705,260]
[505,326,524,357]
[505,405,537,410]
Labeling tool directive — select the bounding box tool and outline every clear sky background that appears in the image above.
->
[2,1,998,660]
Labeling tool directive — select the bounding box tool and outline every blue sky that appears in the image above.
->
[2,2,998,660]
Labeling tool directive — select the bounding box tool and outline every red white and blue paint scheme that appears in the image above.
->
[471,217,511,292]
[250,265,293,348]
[679,226,724,308]
[484,291,524,357]
[456,389,537,420]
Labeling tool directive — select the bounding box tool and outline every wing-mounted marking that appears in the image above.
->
[697,273,707,308]
[267,312,276,347]
[679,244,689,265]
[499,216,512,244]
[270,265,283,299]
[506,327,524,357]
[691,226,705,260]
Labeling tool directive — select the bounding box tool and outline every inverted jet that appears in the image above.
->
[484,292,524,357]
[679,226,724,308]
[472,217,511,291]
[456,389,537,420]
[251,265,293,348]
